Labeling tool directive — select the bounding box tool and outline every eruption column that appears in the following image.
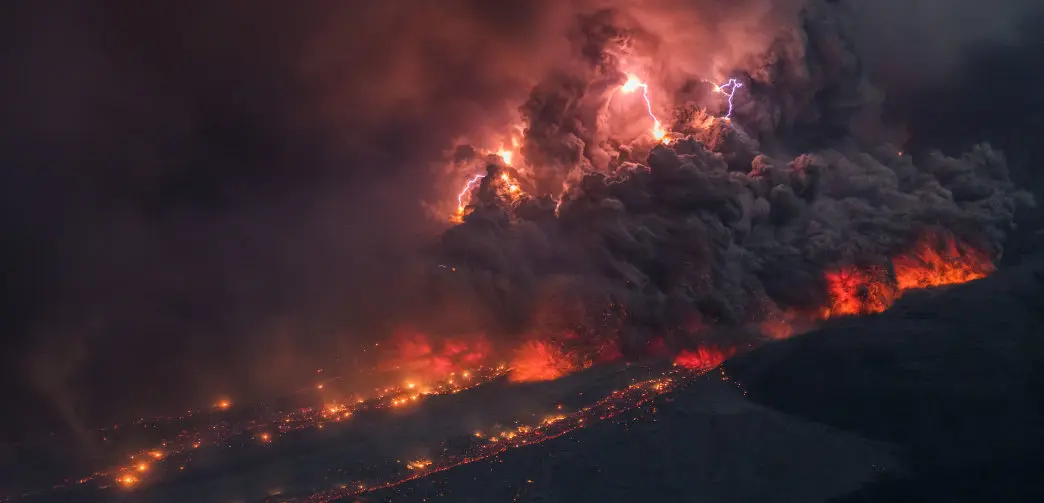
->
[621,74,666,142]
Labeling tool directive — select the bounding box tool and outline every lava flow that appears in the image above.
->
[42,366,510,497]
[825,231,995,318]
[293,368,703,503]
[892,231,995,291]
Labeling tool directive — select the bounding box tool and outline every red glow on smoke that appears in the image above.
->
[823,231,994,319]
[508,340,582,383]
[824,265,898,317]
[672,347,734,371]
[892,231,995,290]
[380,331,491,381]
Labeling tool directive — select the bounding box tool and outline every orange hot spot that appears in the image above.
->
[406,459,433,471]
[673,347,733,371]
[892,232,994,291]
[824,265,898,317]
[215,399,231,410]
[497,148,513,165]
[117,475,138,489]
[379,331,491,383]
[497,172,523,198]
[508,341,579,383]
[652,121,667,142]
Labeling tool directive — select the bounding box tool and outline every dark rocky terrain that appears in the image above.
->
[356,258,1044,502]
[361,259,1044,503]
[14,260,1043,503]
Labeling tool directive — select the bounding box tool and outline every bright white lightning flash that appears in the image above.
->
[712,78,743,120]
[621,74,666,142]
[456,174,485,214]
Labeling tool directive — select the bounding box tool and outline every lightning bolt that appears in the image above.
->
[452,74,746,222]
[713,78,743,120]
[621,74,666,142]
[456,174,485,216]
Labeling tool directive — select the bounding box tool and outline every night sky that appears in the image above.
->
[1,0,1042,451]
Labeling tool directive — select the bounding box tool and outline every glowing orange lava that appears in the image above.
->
[672,347,734,371]
[380,331,491,383]
[299,372,686,503]
[508,340,581,383]
[824,265,898,317]
[824,232,994,318]
[892,232,995,290]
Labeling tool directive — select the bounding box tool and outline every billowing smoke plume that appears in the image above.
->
[433,0,1033,357]
[1,0,1039,449]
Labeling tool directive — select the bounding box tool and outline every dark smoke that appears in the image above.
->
[0,0,1040,464]
[438,0,1034,356]
[0,0,572,444]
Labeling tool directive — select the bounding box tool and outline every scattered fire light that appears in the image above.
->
[296,371,685,503]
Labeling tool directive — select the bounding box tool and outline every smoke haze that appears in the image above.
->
[0,0,1041,450]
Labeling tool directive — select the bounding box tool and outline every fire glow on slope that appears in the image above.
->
[756,230,996,341]
[30,367,511,497]
[293,369,715,503]
[20,226,994,498]
[825,231,995,317]
[19,333,587,498]
[508,340,587,383]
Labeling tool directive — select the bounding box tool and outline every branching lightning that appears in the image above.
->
[451,72,746,222]
[621,74,666,142]
[456,174,486,215]
[713,78,743,120]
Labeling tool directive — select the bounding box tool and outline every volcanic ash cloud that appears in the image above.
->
[432,0,1034,358]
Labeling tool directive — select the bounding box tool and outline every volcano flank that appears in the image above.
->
[2,0,1043,502]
